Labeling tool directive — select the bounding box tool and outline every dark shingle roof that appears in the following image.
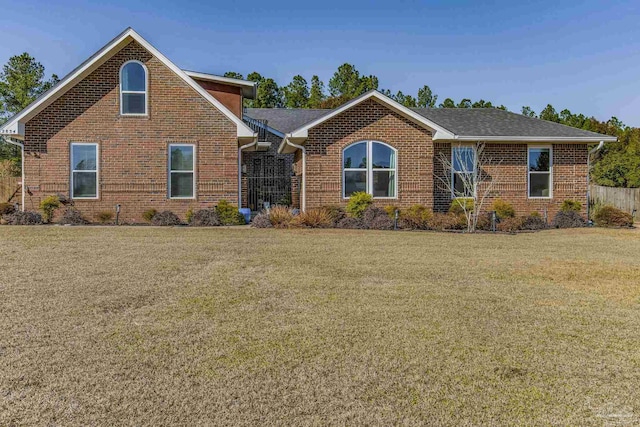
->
[245,105,612,140]
[244,108,331,134]
[411,108,609,139]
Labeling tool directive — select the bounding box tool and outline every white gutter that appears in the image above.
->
[446,135,618,142]
[3,136,25,211]
[238,140,258,207]
[284,138,306,212]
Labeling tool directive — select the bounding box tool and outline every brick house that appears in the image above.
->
[1,28,616,222]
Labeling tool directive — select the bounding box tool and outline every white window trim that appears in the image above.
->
[119,60,148,116]
[450,144,477,199]
[168,143,196,200]
[342,140,397,199]
[527,145,553,199]
[70,142,99,200]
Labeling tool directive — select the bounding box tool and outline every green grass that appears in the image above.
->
[0,227,639,425]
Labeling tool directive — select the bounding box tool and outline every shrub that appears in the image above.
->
[151,211,182,226]
[560,199,582,213]
[360,206,394,230]
[0,202,16,215]
[593,205,634,228]
[4,211,43,225]
[185,207,195,224]
[95,211,114,224]
[336,217,364,229]
[215,200,245,225]
[39,195,61,223]
[345,192,373,218]
[142,208,157,223]
[497,216,524,233]
[521,214,548,230]
[476,213,492,231]
[399,204,432,230]
[323,206,346,226]
[492,199,515,219]
[449,198,474,215]
[290,208,333,228]
[251,211,273,228]
[552,211,586,228]
[384,205,399,218]
[269,205,294,228]
[429,213,460,231]
[189,209,220,227]
[59,208,88,225]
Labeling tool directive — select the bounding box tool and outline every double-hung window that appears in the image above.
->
[71,143,98,199]
[451,145,476,198]
[528,146,552,198]
[169,144,195,199]
[120,61,148,115]
[343,141,397,198]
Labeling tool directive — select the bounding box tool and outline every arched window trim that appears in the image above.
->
[119,60,148,116]
[342,140,397,199]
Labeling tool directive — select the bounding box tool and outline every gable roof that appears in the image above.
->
[411,108,617,141]
[0,28,256,141]
[184,70,257,99]
[244,108,331,135]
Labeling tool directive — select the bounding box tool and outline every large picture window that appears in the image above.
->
[120,61,147,115]
[528,146,552,198]
[71,143,98,199]
[169,144,195,199]
[343,141,396,198]
[451,145,476,198]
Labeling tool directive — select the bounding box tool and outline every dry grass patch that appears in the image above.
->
[0,226,639,425]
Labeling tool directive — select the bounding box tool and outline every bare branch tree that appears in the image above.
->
[435,142,502,232]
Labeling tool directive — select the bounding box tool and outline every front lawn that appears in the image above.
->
[1,227,639,425]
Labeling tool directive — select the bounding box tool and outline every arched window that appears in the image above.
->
[120,61,147,115]
[343,141,396,198]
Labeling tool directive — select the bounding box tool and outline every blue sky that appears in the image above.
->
[1,0,639,125]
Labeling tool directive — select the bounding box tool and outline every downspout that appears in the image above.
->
[586,141,604,222]
[284,137,306,212]
[5,137,25,211]
[238,139,258,208]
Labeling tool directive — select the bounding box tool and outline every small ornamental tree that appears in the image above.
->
[435,142,502,232]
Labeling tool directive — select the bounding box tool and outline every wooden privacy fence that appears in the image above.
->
[589,184,640,215]
[0,177,21,203]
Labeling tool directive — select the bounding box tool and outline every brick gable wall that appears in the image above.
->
[23,41,238,223]
[295,99,589,218]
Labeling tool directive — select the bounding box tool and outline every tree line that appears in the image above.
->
[0,53,637,188]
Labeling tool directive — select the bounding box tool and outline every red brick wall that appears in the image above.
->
[295,99,589,218]
[192,78,243,118]
[23,40,238,223]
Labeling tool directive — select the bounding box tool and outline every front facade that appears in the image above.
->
[1,28,616,222]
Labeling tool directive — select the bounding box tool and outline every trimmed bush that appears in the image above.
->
[345,192,373,218]
[449,198,474,215]
[0,202,15,215]
[251,211,273,228]
[552,211,586,228]
[399,204,432,230]
[4,211,43,225]
[269,206,294,228]
[593,205,634,228]
[521,214,548,230]
[336,217,364,229]
[497,216,524,233]
[39,195,61,223]
[215,200,245,225]
[384,205,399,218]
[429,213,460,231]
[189,209,220,227]
[151,211,182,226]
[476,214,492,231]
[323,206,346,226]
[185,207,195,224]
[560,199,582,213]
[59,208,88,225]
[290,208,333,228]
[361,206,394,230]
[492,199,515,219]
[96,211,114,224]
[142,208,157,223]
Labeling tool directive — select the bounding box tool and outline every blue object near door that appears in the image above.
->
[239,208,251,224]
